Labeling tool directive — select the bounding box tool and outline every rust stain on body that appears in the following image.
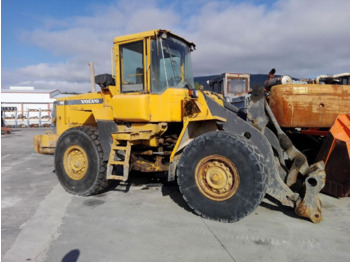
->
[269,84,350,128]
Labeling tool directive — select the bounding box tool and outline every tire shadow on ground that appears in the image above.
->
[102,171,195,214]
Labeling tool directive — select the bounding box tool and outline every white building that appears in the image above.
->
[1,87,60,128]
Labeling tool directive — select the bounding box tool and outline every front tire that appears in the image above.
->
[177,131,267,222]
[54,126,109,196]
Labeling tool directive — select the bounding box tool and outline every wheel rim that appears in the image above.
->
[195,154,240,201]
[63,145,88,180]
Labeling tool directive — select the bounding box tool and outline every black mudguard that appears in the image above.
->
[97,120,118,161]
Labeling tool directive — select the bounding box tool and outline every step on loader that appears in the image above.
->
[34,29,325,223]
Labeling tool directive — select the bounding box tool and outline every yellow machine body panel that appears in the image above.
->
[111,94,151,121]
[111,88,206,122]
[148,88,188,122]
[54,93,106,134]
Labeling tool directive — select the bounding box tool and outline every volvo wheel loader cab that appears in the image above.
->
[34,29,326,223]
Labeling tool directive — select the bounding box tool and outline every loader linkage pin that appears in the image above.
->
[295,161,326,223]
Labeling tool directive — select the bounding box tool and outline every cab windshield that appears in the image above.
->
[151,35,194,93]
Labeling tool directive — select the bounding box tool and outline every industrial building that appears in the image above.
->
[1,86,60,128]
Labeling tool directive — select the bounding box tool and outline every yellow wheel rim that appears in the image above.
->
[195,154,240,201]
[63,145,88,180]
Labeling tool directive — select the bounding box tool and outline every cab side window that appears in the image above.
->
[120,41,144,93]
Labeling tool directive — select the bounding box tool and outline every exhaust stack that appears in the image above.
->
[89,62,96,92]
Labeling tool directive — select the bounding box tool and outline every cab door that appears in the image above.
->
[112,39,151,121]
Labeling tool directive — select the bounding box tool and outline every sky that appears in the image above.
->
[1,0,350,93]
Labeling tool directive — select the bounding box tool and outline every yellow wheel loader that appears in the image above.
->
[34,29,325,223]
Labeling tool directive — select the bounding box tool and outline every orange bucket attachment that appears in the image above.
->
[318,114,350,197]
[327,114,350,161]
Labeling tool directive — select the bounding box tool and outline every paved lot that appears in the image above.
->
[2,128,350,262]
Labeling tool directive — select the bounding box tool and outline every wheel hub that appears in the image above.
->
[63,145,88,180]
[195,155,240,201]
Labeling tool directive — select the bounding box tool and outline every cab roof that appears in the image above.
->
[113,29,195,49]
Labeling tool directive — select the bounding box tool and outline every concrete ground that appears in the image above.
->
[1,128,350,262]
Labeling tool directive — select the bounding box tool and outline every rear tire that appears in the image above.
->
[177,131,267,222]
[54,126,109,196]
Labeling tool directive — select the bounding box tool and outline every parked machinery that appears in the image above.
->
[34,30,326,223]
[267,70,350,197]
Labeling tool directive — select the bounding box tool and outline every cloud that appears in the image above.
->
[20,0,180,63]
[3,0,181,92]
[2,0,350,92]
[190,0,350,77]
[3,61,92,92]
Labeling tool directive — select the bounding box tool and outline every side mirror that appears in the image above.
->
[95,74,115,89]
